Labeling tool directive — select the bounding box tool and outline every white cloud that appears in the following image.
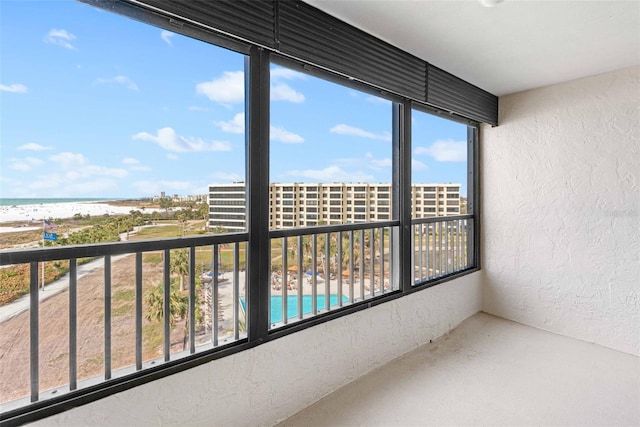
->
[28,177,119,196]
[285,165,373,183]
[412,159,428,171]
[0,83,28,93]
[122,158,150,171]
[17,143,52,151]
[366,96,392,106]
[7,151,129,197]
[48,152,128,178]
[50,152,87,168]
[65,179,118,194]
[44,29,76,50]
[211,172,244,182]
[271,83,305,103]
[167,154,179,160]
[271,125,304,143]
[160,30,175,46]
[271,67,306,80]
[9,157,38,171]
[330,124,391,142]
[132,180,194,196]
[415,139,467,162]
[338,152,392,172]
[215,113,306,142]
[133,127,231,153]
[196,71,245,104]
[197,70,305,105]
[366,153,392,170]
[214,113,244,134]
[95,75,139,91]
[10,163,31,172]
[26,157,44,166]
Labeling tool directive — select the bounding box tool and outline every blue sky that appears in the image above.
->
[1,0,468,199]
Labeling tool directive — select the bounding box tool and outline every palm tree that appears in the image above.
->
[145,278,188,329]
[171,249,190,291]
[159,197,172,214]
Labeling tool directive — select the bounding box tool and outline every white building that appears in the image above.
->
[208,182,461,231]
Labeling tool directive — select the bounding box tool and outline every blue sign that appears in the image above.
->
[44,232,57,241]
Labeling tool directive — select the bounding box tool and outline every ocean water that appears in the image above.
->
[0,198,115,207]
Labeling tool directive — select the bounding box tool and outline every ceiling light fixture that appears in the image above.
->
[479,0,504,7]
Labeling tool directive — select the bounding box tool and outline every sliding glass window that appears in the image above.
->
[411,109,471,283]
[267,63,398,327]
[0,0,247,408]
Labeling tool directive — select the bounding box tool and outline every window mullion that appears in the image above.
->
[395,100,413,293]
[467,126,480,269]
[246,46,271,343]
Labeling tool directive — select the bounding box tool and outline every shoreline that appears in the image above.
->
[0,200,161,224]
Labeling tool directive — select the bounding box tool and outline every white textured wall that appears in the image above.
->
[32,273,481,426]
[481,66,640,355]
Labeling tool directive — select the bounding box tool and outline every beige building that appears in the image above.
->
[208,182,461,232]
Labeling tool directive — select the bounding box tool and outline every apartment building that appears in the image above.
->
[208,182,461,231]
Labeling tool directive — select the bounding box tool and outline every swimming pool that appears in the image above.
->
[241,295,349,324]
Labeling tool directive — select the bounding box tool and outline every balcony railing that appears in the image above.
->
[0,233,248,410]
[412,215,473,284]
[269,222,400,329]
[0,216,475,418]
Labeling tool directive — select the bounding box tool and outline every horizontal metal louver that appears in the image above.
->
[138,0,276,48]
[278,1,426,101]
[427,65,498,126]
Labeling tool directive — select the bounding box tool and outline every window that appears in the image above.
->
[411,109,468,219]
[269,64,393,228]
[0,0,480,421]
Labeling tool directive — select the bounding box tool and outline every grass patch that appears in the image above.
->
[130,224,182,239]
[143,322,163,353]
[112,302,134,317]
[143,252,163,265]
[113,289,135,302]
[79,354,104,375]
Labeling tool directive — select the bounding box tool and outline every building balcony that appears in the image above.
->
[1,0,637,425]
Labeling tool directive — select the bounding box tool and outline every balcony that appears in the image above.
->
[280,313,639,426]
[1,0,638,426]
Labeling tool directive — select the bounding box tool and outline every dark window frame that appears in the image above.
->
[1,1,482,424]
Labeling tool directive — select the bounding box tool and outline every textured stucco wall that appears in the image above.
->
[481,66,640,355]
[32,272,481,426]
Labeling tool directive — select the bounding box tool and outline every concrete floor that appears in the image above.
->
[279,313,639,426]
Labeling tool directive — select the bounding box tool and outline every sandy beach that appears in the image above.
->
[0,201,158,224]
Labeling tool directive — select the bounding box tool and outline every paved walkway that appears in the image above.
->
[0,254,131,323]
[0,226,144,323]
